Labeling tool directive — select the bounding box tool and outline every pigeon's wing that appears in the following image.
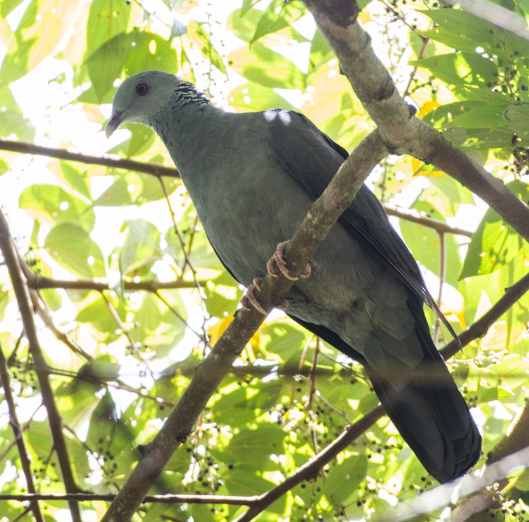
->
[266,109,458,344]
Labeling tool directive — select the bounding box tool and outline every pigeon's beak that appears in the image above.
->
[105,110,124,139]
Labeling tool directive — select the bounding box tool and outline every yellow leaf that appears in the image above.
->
[417,100,441,119]
[208,316,234,346]
[411,156,445,178]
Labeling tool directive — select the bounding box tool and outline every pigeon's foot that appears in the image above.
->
[240,278,289,314]
[241,280,267,315]
[266,240,311,281]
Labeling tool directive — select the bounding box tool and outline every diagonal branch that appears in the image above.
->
[303,0,529,244]
[0,210,83,522]
[0,342,45,522]
[100,128,388,522]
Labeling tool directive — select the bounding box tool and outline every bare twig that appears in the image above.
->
[440,271,529,361]
[0,342,45,522]
[26,275,201,292]
[383,204,473,238]
[0,139,179,178]
[0,493,253,505]
[433,231,446,345]
[0,209,82,522]
[308,339,320,454]
[233,407,385,522]
[0,404,43,465]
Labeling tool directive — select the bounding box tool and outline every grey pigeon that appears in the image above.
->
[106,71,481,484]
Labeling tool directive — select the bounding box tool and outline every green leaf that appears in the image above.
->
[78,355,120,382]
[120,219,162,275]
[108,123,156,158]
[124,30,178,77]
[19,184,95,231]
[481,385,514,403]
[399,202,462,287]
[421,27,480,53]
[45,223,106,278]
[228,42,306,90]
[86,32,132,103]
[223,469,278,496]
[228,82,296,113]
[228,425,284,463]
[419,9,499,45]
[322,453,368,504]
[86,0,131,61]
[0,110,35,141]
[92,175,134,207]
[250,0,306,44]
[59,162,92,200]
[460,212,522,279]
[0,36,35,84]
[448,104,509,129]
[228,7,308,47]
[0,288,9,323]
[262,321,307,360]
[0,158,8,176]
[414,53,498,89]
[86,0,132,101]
[310,28,333,69]
[76,293,126,338]
[503,102,529,139]
[187,20,226,74]
[241,0,261,17]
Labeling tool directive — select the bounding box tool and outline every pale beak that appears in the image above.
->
[105,110,124,138]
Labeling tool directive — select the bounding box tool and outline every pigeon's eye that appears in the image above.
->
[135,83,149,96]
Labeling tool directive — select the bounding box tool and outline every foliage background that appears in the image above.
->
[1,0,529,520]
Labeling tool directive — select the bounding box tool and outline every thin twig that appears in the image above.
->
[433,231,446,345]
[0,209,82,522]
[0,139,179,178]
[308,339,320,454]
[0,404,43,466]
[0,342,45,522]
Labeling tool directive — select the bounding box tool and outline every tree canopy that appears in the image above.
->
[1,0,529,521]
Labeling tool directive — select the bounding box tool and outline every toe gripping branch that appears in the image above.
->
[240,240,311,315]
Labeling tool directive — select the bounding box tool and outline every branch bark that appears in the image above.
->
[303,0,529,245]
[0,343,45,522]
[0,210,82,522]
[0,139,178,178]
[100,129,388,522]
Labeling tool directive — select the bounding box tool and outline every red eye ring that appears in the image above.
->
[135,82,149,96]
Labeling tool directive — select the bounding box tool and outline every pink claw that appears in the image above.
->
[240,284,267,315]
[266,240,311,280]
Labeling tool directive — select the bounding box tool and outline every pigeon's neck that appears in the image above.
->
[149,96,230,185]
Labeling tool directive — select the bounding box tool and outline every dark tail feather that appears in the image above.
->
[366,355,481,483]
[289,308,482,484]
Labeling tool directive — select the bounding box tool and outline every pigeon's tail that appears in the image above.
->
[289,301,482,484]
[365,342,482,483]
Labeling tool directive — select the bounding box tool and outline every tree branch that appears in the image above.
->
[0,343,45,522]
[383,204,473,238]
[1,137,473,239]
[100,129,388,522]
[303,0,529,244]
[0,210,82,522]
[24,273,200,292]
[0,493,252,505]
[440,271,529,361]
[0,139,178,178]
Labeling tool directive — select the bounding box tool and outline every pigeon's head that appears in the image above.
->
[105,71,179,138]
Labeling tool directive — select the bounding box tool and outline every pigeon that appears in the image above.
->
[106,71,481,483]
